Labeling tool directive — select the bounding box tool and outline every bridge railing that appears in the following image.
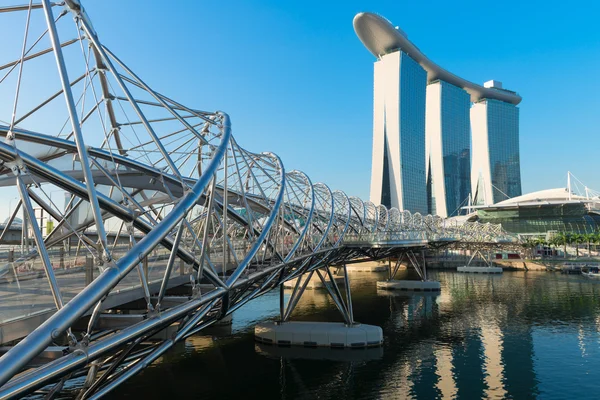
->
[343,231,521,246]
[342,230,428,245]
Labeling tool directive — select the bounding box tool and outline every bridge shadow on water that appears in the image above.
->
[104,270,600,400]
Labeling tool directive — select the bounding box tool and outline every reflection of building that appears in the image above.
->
[471,94,522,205]
[354,13,522,215]
[426,81,471,217]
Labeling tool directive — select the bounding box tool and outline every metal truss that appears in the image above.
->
[0,1,520,398]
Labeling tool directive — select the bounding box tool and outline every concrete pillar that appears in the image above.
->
[179,259,185,276]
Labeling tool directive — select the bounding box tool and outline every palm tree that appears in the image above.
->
[554,232,569,258]
[570,233,584,258]
[522,238,537,259]
[583,233,595,258]
[592,230,600,258]
[549,235,562,257]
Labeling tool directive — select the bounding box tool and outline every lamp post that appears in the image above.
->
[8,196,18,215]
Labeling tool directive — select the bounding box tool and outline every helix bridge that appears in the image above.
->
[0,1,518,398]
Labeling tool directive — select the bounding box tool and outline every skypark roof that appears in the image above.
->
[353,12,522,105]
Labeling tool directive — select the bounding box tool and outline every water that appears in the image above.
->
[109,270,600,399]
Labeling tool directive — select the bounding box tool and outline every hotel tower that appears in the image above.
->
[354,12,522,215]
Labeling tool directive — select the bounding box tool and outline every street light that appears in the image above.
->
[7,196,18,224]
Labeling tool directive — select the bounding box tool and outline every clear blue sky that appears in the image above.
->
[9,0,600,205]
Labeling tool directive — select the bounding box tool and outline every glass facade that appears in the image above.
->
[381,133,392,208]
[399,52,427,214]
[476,204,600,234]
[486,100,521,203]
[427,157,436,215]
[440,81,471,216]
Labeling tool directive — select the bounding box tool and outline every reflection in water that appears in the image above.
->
[481,321,506,398]
[435,347,456,399]
[255,343,383,362]
[109,270,600,399]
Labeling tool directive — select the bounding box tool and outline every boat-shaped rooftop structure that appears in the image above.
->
[353,12,522,105]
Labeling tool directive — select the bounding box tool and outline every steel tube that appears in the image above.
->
[156,222,185,309]
[0,140,225,288]
[283,270,314,321]
[78,17,185,183]
[315,269,350,325]
[197,177,216,281]
[0,288,225,399]
[41,0,109,259]
[0,199,21,242]
[283,171,315,261]
[325,265,350,319]
[225,153,286,287]
[103,47,209,146]
[0,113,231,388]
[342,265,354,324]
[16,175,64,310]
[88,299,217,399]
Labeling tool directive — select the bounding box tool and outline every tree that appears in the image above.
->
[570,233,584,258]
[521,238,537,259]
[554,232,569,258]
[549,235,563,257]
[583,233,595,258]
[592,230,600,257]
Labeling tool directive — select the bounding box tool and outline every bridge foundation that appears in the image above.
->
[377,250,441,292]
[344,260,388,273]
[255,321,382,348]
[255,265,383,348]
[457,249,503,274]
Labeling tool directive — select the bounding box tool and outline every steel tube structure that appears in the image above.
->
[0,2,517,398]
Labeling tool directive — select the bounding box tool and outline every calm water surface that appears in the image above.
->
[109,270,600,399]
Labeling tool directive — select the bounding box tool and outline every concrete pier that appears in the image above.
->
[255,321,383,348]
[377,280,441,292]
[344,261,388,273]
[214,314,233,326]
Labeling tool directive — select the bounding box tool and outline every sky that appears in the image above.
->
[2,0,600,215]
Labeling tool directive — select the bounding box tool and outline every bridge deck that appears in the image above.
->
[343,238,429,248]
[0,260,190,344]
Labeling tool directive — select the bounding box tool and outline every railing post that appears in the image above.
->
[8,249,14,263]
[342,265,354,324]
[179,259,185,276]
[85,256,93,286]
[143,257,149,281]
[59,247,65,269]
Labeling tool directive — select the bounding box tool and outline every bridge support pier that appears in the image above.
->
[255,266,383,348]
[457,248,503,274]
[344,260,388,273]
[377,250,441,293]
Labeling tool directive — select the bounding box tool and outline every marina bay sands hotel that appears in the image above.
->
[354,13,522,217]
